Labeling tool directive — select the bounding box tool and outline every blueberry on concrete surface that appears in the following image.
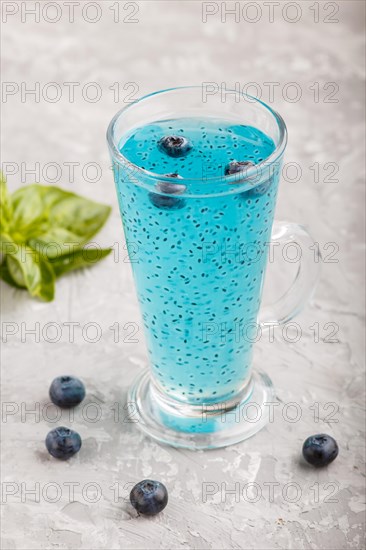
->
[49,375,86,408]
[130,479,168,516]
[45,427,82,460]
[302,434,339,467]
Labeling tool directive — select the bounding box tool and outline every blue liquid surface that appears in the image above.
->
[116,118,277,405]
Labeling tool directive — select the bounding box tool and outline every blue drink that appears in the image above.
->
[108,87,318,448]
[115,118,277,404]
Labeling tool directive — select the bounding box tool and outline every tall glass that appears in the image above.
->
[107,87,319,449]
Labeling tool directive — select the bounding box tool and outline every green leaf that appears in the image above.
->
[48,195,111,241]
[0,232,18,255]
[10,184,111,243]
[28,227,86,259]
[7,254,54,301]
[50,248,112,277]
[3,235,55,301]
[2,183,111,302]
[0,173,13,231]
[5,255,27,287]
[11,185,47,239]
[0,259,24,289]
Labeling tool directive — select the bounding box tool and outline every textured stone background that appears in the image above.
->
[1,1,365,549]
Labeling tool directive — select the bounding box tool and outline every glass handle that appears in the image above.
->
[258,221,321,327]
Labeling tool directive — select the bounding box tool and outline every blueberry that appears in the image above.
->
[148,173,186,210]
[225,161,273,197]
[158,136,192,157]
[49,376,85,408]
[130,479,168,516]
[302,434,339,467]
[45,427,82,460]
[225,160,255,177]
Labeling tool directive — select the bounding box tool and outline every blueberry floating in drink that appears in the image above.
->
[148,173,186,210]
[45,427,82,460]
[225,160,255,176]
[130,479,168,516]
[225,160,272,197]
[158,135,192,157]
[302,434,339,467]
[49,375,86,408]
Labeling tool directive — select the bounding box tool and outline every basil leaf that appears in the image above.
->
[5,255,27,287]
[8,255,54,301]
[4,236,55,301]
[0,233,23,288]
[48,195,111,241]
[0,232,18,255]
[12,184,73,218]
[11,185,47,239]
[10,184,110,243]
[3,184,111,302]
[50,248,111,277]
[36,185,75,211]
[28,227,86,259]
[0,259,24,289]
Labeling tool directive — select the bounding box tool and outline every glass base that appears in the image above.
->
[128,369,275,450]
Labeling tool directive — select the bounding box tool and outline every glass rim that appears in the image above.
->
[106,85,288,185]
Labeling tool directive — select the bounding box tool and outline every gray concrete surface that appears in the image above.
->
[1,1,365,549]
